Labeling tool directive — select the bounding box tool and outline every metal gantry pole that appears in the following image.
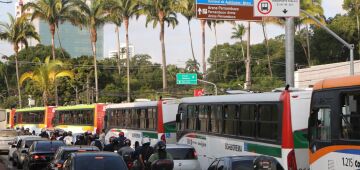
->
[198,79,217,95]
[285,17,295,87]
[300,9,355,75]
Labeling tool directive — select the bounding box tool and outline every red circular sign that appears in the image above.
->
[257,0,272,15]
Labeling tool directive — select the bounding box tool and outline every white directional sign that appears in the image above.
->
[253,0,299,17]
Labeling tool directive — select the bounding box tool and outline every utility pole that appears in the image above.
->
[285,17,295,87]
[245,21,251,90]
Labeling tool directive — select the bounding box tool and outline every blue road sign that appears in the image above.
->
[196,0,254,6]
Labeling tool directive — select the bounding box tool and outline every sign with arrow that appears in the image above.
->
[253,0,299,17]
[196,0,261,21]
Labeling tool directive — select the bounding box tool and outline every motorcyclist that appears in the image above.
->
[90,134,104,151]
[63,132,73,146]
[118,139,134,169]
[117,132,126,148]
[103,136,118,152]
[75,134,87,145]
[24,128,32,135]
[39,129,49,139]
[133,137,154,170]
[148,141,173,170]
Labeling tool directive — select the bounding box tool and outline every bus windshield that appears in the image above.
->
[54,109,94,126]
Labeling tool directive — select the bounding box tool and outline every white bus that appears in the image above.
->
[308,75,360,170]
[104,99,179,145]
[176,89,312,170]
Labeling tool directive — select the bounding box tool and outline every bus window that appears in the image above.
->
[187,105,195,130]
[194,105,200,131]
[341,93,360,139]
[258,104,279,140]
[315,108,331,141]
[216,105,223,133]
[239,105,256,137]
[199,105,207,132]
[209,105,219,133]
[223,104,238,135]
[140,109,146,129]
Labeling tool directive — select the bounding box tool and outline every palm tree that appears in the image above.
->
[185,59,200,73]
[231,24,246,59]
[112,0,140,102]
[20,57,74,106]
[23,0,79,60]
[77,0,111,102]
[108,4,123,77]
[298,0,324,66]
[0,14,40,108]
[141,0,178,91]
[176,0,197,64]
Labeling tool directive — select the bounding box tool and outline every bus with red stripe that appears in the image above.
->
[103,99,179,145]
[52,104,105,134]
[176,88,312,170]
[8,106,55,134]
[308,75,360,170]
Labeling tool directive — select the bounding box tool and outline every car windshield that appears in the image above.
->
[75,156,126,170]
[232,159,255,170]
[0,130,17,137]
[166,148,196,160]
[36,142,65,152]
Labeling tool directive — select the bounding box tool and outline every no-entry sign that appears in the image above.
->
[196,0,261,21]
[254,0,299,17]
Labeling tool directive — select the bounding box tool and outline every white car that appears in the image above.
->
[8,135,40,160]
[166,144,201,170]
[0,129,17,153]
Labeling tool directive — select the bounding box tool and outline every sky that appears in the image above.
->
[0,0,347,67]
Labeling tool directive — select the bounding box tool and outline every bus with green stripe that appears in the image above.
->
[12,106,55,134]
[176,88,311,170]
[52,104,105,134]
[103,99,179,145]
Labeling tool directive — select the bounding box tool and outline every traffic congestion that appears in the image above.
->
[0,75,360,170]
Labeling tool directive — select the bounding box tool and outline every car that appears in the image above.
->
[62,152,128,170]
[12,137,48,169]
[165,144,201,170]
[207,156,258,170]
[22,140,66,170]
[48,145,100,170]
[0,129,17,153]
[8,135,41,161]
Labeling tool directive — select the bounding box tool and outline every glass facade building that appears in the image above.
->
[38,20,104,58]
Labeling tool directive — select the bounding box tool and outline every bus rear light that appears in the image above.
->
[287,149,297,170]
[32,155,46,160]
[56,163,63,168]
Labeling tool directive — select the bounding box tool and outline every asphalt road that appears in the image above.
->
[0,153,19,170]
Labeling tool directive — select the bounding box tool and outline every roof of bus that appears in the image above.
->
[16,107,45,112]
[313,75,360,90]
[180,92,282,103]
[56,104,95,111]
[106,101,158,109]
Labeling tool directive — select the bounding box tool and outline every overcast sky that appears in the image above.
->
[0,0,346,67]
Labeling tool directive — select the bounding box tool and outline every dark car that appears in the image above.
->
[48,145,100,170]
[22,140,66,170]
[62,152,128,170]
[208,156,258,170]
[12,137,47,169]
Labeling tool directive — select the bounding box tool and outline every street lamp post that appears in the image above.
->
[198,79,217,95]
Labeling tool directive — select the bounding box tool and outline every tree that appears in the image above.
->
[77,0,111,102]
[141,0,178,91]
[0,62,10,95]
[343,0,360,55]
[23,0,79,60]
[112,0,140,102]
[176,0,197,64]
[185,59,200,73]
[0,14,40,108]
[20,57,74,106]
[231,24,246,59]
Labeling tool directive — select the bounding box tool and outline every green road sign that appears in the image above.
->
[176,73,198,85]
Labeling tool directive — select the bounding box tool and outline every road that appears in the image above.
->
[0,154,18,170]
